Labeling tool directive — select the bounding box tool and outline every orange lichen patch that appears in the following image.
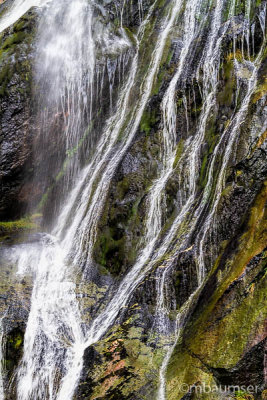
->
[99,375,120,395]
[91,340,127,399]
[104,356,126,377]
[251,320,267,347]
[226,49,243,62]
[103,339,126,377]
[254,130,267,151]
[104,358,125,376]
[108,339,123,353]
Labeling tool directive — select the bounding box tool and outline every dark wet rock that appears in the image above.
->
[0,10,37,220]
[211,338,266,394]
[0,1,266,399]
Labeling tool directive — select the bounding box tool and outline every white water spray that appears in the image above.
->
[0,0,264,399]
[0,315,5,400]
[0,0,46,33]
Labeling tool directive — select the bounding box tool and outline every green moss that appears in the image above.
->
[0,12,36,96]
[80,320,165,400]
[173,139,184,168]
[217,55,236,107]
[166,182,267,399]
[140,110,157,135]
[221,183,233,197]
[123,26,136,45]
[0,217,38,235]
[199,153,209,188]
[96,226,126,272]
[253,77,267,103]
[1,31,26,50]
[4,328,25,380]
[0,63,12,95]
[198,116,219,190]
[235,390,255,399]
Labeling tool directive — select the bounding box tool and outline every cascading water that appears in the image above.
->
[152,0,206,335]
[157,1,266,397]
[149,0,227,355]
[153,0,229,393]
[10,1,98,398]
[54,1,193,398]
[35,0,95,187]
[14,237,84,400]
[0,0,265,398]
[0,315,4,400]
[0,0,46,33]
[197,2,267,277]
[10,0,185,398]
[56,0,184,272]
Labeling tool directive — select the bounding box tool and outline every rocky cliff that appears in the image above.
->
[0,0,266,399]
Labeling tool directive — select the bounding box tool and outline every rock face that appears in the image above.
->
[0,0,266,399]
[0,10,37,220]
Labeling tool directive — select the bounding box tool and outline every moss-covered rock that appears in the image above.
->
[166,182,267,399]
[0,10,37,220]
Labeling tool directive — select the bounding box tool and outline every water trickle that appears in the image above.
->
[197,48,265,276]
[12,0,181,397]
[1,0,265,398]
[156,0,241,396]
[0,0,46,33]
[36,0,95,183]
[138,0,144,23]
[229,0,236,17]
[157,292,200,400]
[0,315,5,400]
[258,3,267,35]
[107,58,117,113]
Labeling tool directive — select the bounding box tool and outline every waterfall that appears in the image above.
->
[0,0,46,33]
[197,41,266,276]
[197,1,267,275]
[153,0,227,349]
[12,0,185,398]
[152,0,228,314]
[13,1,95,399]
[55,0,184,271]
[157,45,266,399]
[0,0,265,398]
[55,1,190,398]
[36,0,95,186]
[14,236,84,400]
[157,0,266,397]
[152,0,212,334]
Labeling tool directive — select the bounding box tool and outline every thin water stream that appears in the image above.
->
[0,0,265,399]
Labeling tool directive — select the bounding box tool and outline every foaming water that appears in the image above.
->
[0,314,5,400]
[36,0,95,185]
[0,0,264,398]
[15,236,84,400]
[0,0,46,33]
